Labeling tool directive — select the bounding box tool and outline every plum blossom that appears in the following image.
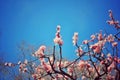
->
[107,61,115,72]
[42,62,52,72]
[81,75,87,80]
[53,25,63,45]
[117,59,120,63]
[76,47,84,56]
[24,59,28,65]
[112,42,118,47]
[39,45,46,52]
[72,32,78,45]
[107,34,114,42]
[98,32,103,41]
[107,53,111,58]
[33,45,46,58]
[56,61,64,67]
[82,40,88,44]
[67,67,73,75]
[18,61,21,65]
[90,43,101,53]
[19,63,27,72]
[78,60,90,71]
[106,74,115,80]
[54,37,63,45]
[90,34,96,40]
[63,61,69,67]
[4,62,13,67]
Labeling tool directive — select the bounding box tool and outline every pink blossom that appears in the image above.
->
[90,44,101,53]
[18,61,21,65]
[88,67,95,74]
[82,40,88,44]
[56,74,63,78]
[82,75,87,80]
[90,34,96,40]
[54,37,63,45]
[23,68,27,73]
[107,20,114,25]
[117,59,120,63]
[56,61,64,67]
[72,32,78,45]
[106,74,115,80]
[39,45,46,52]
[107,20,119,25]
[98,32,103,41]
[53,25,63,45]
[64,61,69,67]
[56,25,61,33]
[4,62,8,66]
[76,47,84,56]
[107,53,112,61]
[67,67,73,74]
[100,60,105,64]
[78,60,89,70]
[107,61,115,72]
[42,62,52,72]
[8,63,12,67]
[34,45,46,58]
[112,42,118,47]
[24,59,28,65]
[107,34,114,42]
[114,57,118,62]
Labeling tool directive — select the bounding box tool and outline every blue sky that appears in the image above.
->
[0,0,120,62]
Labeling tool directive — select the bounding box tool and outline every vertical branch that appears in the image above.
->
[52,45,55,66]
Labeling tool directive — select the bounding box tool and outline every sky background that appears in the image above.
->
[0,0,120,62]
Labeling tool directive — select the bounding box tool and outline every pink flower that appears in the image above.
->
[23,68,27,73]
[98,32,103,41]
[54,37,63,45]
[42,62,52,72]
[72,32,78,45]
[78,60,90,71]
[107,20,119,25]
[114,57,118,62]
[67,67,73,74]
[76,47,84,56]
[56,74,63,78]
[107,61,115,72]
[106,74,115,80]
[100,60,105,64]
[107,20,114,25]
[34,45,46,58]
[90,34,96,40]
[107,54,112,62]
[82,40,88,44]
[8,63,12,67]
[53,25,63,45]
[112,42,118,47]
[90,44,101,53]
[117,59,120,63]
[57,25,61,33]
[82,75,86,80]
[107,34,114,42]
[24,59,28,65]
[39,45,46,52]
[4,62,8,66]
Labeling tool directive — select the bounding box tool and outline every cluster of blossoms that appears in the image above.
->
[107,10,120,29]
[72,32,78,45]
[4,10,120,80]
[53,25,63,45]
